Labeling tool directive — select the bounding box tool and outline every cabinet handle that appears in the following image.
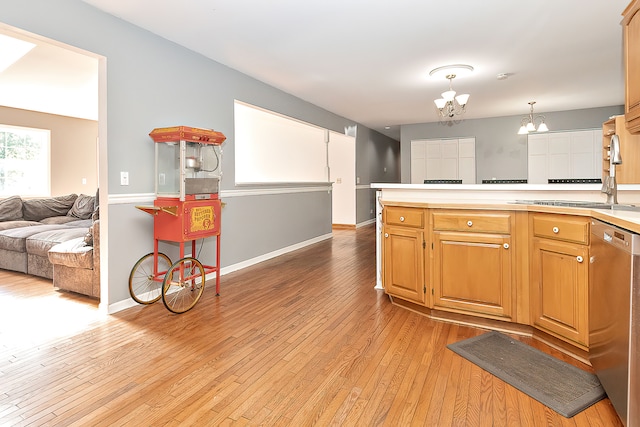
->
[552,226,559,234]
[576,256,584,263]
[400,216,405,222]
[384,233,389,238]
[467,220,473,227]
[503,243,509,249]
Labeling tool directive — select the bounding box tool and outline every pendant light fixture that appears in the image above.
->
[518,101,549,134]
[430,64,473,119]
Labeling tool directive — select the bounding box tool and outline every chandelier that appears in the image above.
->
[432,74,470,118]
[430,65,473,119]
[518,101,549,134]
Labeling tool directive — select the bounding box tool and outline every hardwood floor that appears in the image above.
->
[0,226,623,426]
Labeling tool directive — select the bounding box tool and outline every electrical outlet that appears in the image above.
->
[82,178,87,185]
[120,171,129,186]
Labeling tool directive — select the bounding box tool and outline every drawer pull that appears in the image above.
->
[400,216,405,222]
[552,226,559,234]
[467,220,473,227]
[576,256,584,263]
[384,233,389,238]
[503,243,509,249]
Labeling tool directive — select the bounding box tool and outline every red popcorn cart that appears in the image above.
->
[128,126,225,313]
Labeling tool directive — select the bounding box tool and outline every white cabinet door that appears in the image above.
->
[527,129,600,183]
[458,138,476,184]
[548,133,571,179]
[410,138,476,183]
[570,130,598,178]
[425,140,444,180]
[440,140,459,180]
[527,134,549,184]
[410,140,426,184]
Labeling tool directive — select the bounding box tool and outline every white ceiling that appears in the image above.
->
[0,1,631,140]
[0,25,98,121]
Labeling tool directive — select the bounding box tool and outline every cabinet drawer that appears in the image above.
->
[384,206,424,228]
[432,211,511,234]
[532,214,589,245]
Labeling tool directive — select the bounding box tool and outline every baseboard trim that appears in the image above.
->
[332,224,356,230]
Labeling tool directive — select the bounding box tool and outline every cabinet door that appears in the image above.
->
[531,238,589,346]
[433,231,513,319]
[383,226,426,305]
[625,2,640,132]
[410,140,426,184]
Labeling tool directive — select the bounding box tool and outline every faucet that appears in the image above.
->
[602,134,623,204]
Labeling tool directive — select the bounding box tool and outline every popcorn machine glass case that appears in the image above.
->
[153,129,224,201]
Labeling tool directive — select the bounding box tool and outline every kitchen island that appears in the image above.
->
[371,182,640,361]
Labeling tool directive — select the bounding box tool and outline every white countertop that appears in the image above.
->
[371,182,640,233]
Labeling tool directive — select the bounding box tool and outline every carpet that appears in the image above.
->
[447,331,606,418]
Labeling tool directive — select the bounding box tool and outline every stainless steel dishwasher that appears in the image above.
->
[590,219,640,426]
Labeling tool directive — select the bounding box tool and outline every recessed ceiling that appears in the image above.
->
[1,1,630,140]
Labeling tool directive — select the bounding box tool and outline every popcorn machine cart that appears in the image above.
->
[128,126,225,314]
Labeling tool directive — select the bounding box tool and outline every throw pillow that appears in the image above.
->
[0,196,23,221]
[23,194,78,221]
[67,194,96,219]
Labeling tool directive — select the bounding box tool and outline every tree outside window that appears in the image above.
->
[0,125,50,197]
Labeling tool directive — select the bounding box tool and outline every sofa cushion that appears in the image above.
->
[48,237,93,269]
[0,224,74,252]
[0,196,24,221]
[26,227,90,257]
[0,220,40,232]
[64,219,93,228]
[22,194,77,221]
[67,194,96,220]
[40,216,82,225]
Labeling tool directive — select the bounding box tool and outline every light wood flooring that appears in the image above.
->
[0,225,623,426]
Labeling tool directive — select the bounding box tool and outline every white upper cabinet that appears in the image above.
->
[410,138,476,184]
[527,130,601,184]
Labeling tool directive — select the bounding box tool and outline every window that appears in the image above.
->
[234,101,328,184]
[0,124,50,196]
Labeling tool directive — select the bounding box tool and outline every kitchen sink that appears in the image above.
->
[512,200,640,212]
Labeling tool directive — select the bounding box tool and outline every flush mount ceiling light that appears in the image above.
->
[517,101,549,134]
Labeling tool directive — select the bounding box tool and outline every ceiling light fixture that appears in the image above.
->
[517,101,549,134]
[432,73,470,119]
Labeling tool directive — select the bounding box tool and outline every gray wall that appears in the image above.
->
[356,126,401,223]
[401,105,624,183]
[1,0,398,307]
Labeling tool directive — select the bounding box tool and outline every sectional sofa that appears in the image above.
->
[0,193,100,298]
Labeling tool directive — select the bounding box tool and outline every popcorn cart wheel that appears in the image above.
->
[129,251,209,314]
[128,126,225,314]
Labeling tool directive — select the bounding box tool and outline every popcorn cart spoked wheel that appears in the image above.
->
[128,126,225,314]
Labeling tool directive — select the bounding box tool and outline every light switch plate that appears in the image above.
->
[120,171,129,186]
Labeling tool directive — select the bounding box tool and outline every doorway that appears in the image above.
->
[0,23,107,311]
[328,130,356,228]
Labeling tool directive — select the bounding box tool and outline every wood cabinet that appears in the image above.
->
[382,206,426,304]
[623,0,640,133]
[602,115,640,183]
[431,210,514,320]
[530,213,590,347]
